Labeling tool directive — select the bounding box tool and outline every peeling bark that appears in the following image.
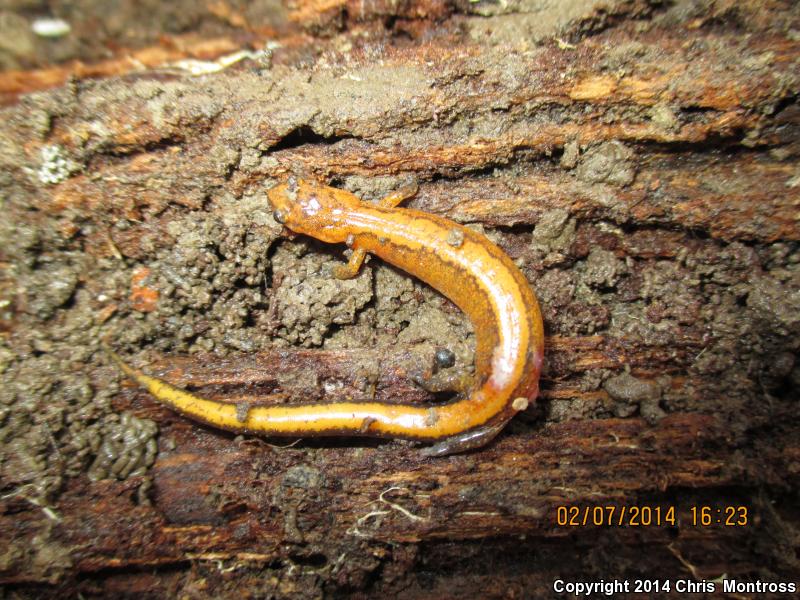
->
[1,0,799,596]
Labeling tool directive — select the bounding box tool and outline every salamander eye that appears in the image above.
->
[273,209,288,224]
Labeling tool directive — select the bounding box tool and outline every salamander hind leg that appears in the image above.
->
[410,346,473,394]
[411,369,473,395]
[420,418,511,457]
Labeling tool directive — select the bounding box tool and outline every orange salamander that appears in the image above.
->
[109,178,544,456]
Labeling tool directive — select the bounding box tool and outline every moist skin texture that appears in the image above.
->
[111,179,544,455]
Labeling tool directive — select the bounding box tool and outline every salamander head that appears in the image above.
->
[268,177,358,243]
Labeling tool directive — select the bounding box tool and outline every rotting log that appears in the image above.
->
[1,0,799,597]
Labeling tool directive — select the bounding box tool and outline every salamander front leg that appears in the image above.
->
[378,178,418,208]
[332,248,367,280]
[420,418,511,457]
[333,179,418,280]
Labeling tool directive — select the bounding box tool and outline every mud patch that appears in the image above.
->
[87,411,158,481]
[271,242,373,347]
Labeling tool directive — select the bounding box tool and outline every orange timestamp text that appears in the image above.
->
[555,505,748,527]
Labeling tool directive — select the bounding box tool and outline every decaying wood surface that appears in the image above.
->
[1,0,799,597]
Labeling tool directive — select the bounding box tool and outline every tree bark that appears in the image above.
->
[1,0,799,597]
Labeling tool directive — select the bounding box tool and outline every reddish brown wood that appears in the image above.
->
[1,0,799,597]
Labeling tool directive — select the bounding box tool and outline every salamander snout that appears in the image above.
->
[267,178,359,242]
